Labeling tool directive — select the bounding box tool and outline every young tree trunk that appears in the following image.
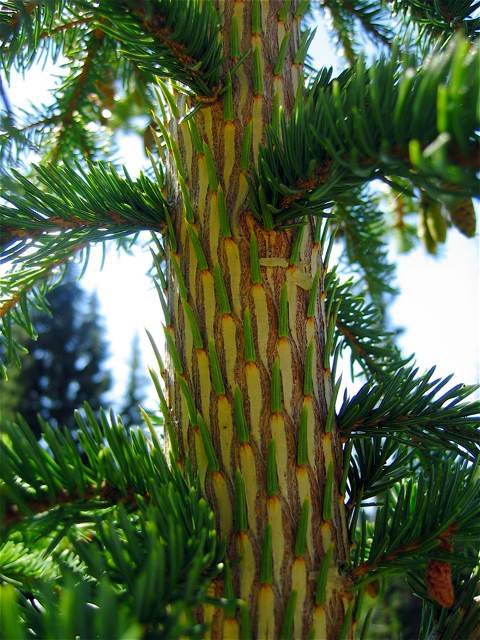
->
[163,2,350,637]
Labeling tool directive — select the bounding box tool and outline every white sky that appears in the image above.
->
[3,17,479,411]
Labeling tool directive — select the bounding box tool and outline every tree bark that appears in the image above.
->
[163,1,351,637]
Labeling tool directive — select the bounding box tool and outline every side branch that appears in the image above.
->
[338,366,480,459]
[95,0,224,96]
[0,242,87,320]
[4,481,142,528]
[351,524,457,580]
[49,28,106,161]
[250,39,479,228]
[0,407,168,529]
[350,462,479,610]
[0,162,169,260]
[325,269,408,380]
[386,0,480,41]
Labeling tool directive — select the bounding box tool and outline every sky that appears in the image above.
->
[3,15,479,411]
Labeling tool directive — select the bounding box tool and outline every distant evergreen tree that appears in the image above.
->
[119,333,149,427]
[0,273,111,437]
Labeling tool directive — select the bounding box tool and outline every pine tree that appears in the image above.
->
[0,273,112,436]
[119,333,149,428]
[0,2,479,639]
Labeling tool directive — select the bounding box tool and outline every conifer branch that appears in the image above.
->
[0,410,146,528]
[0,162,169,368]
[351,460,480,583]
[0,52,155,167]
[324,1,357,65]
[323,0,479,53]
[0,242,92,376]
[1,2,221,162]
[2,12,121,163]
[324,268,408,380]
[48,28,106,162]
[0,1,73,72]
[345,438,412,513]
[0,243,84,321]
[250,39,479,228]
[0,541,62,586]
[334,196,397,307]
[0,162,169,258]
[338,366,480,459]
[342,0,392,46]
[320,0,392,66]
[343,437,415,540]
[388,0,480,42]
[2,8,158,167]
[416,566,480,639]
[0,408,227,639]
[41,15,93,37]
[1,6,93,61]
[1,580,141,640]
[92,0,224,96]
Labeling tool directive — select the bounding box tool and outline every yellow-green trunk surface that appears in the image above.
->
[161,2,351,637]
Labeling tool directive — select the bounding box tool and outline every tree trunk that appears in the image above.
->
[162,1,350,637]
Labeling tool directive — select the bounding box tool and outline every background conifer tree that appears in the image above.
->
[0,271,112,436]
[119,333,149,428]
[0,1,479,639]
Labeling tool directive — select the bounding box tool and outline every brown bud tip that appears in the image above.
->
[365,579,380,599]
[426,560,455,608]
[448,199,476,238]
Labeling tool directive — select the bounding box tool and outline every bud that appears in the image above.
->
[447,199,476,238]
[426,560,454,608]
[365,579,380,599]
[419,197,438,255]
[425,199,447,244]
